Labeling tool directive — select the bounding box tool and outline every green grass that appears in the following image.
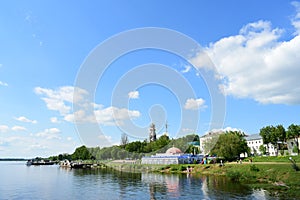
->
[251,155,300,162]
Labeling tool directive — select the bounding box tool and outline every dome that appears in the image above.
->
[166,147,182,155]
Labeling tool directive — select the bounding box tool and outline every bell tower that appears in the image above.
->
[149,123,157,142]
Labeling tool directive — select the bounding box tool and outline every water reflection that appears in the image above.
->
[142,173,271,200]
[22,164,271,200]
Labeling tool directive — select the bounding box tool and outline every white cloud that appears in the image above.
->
[15,116,37,124]
[0,81,8,87]
[210,127,243,133]
[205,127,244,135]
[0,125,9,133]
[98,134,112,141]
[190,8,300,104]
[29,144,48,150]
[36,128,61,140]
[63,106,140,126]
[181,128,196,133]
[94,106,140,125]
[128,91,139,99]
[67,137,73,141]
[184,98,206,110]
[50,117,60,123]
[36,86,141,126]
[11,126,27,132]
[292,1,300,34]
[34,86,88,115]
[181,65,191,73]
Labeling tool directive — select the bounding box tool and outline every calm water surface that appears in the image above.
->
[0,161,274,200]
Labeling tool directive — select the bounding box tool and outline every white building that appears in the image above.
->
[141,147,203,165]
[199,131,224,155]
[246,134,277,156]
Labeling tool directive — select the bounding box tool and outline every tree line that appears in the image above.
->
[259,124,300,155]
[49,134,200,161]
[48,124,299,162]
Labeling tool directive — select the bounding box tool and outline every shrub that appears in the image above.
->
[179,165,187,171]
[250,164,259,172]
[226,170,241,182]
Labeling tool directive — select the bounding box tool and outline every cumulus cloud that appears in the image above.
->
[190,4,300,105]
[36,86,141,126]
[0,81,8,87]
[12,126,27,132]
[207,127,243,134]
[95,106,140,125]
[50,117,60,123]
[0,125,9,133]
[36,128,61,139]
[184,98,206,110]
[15,116,37,124]
[128,91,139,99]
[292,1,300,34]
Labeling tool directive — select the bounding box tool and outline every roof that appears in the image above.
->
[188,141,200,146]
[200,131,223,138]
[166,147,182,155]
[246,134,262,141]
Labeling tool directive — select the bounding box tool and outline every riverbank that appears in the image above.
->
[105,160,300,199]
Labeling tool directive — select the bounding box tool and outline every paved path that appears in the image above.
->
[227,161,290,165]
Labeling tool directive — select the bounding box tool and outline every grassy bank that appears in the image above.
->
[105,161,164,172]
[158,162,300,198]
[105,159,300,198]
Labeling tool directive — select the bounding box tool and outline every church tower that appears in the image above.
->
[149,123,157,142]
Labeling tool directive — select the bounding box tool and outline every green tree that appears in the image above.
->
[125,141,143,153]
[72,145,92,160]
[120,133,129,148]
[275,125,286,153]
[260,126,275,155]
[259,145,267,155]
[260,125,287,156]
[202,134,219,155]
[287,124,300,154]
[211,131,249,161]
[185,145,199,155]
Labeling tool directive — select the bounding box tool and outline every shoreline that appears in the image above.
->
[105,161,300,198]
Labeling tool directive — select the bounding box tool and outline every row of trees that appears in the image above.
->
[260,124,300,155]
[49,134,200,161]
[49,124,299,162]
[205,124,300,161]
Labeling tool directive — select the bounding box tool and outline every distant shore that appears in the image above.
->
[0,158,27,161]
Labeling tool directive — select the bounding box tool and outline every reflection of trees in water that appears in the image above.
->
[64,167,262,199]
[66,167,142,199]
[71,167,141,182]
[201,175,252,198]
[143,173,254,199]
[143,173,181,199]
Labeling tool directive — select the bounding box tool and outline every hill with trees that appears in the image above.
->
[49,134,200,161]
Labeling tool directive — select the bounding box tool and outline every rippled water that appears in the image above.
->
[0,161,273,199]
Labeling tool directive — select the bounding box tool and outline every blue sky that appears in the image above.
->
[0,1,300,157]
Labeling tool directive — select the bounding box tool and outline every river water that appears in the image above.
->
[0,161,274,200]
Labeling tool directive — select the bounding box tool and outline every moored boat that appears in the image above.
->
[26,159,55,166]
